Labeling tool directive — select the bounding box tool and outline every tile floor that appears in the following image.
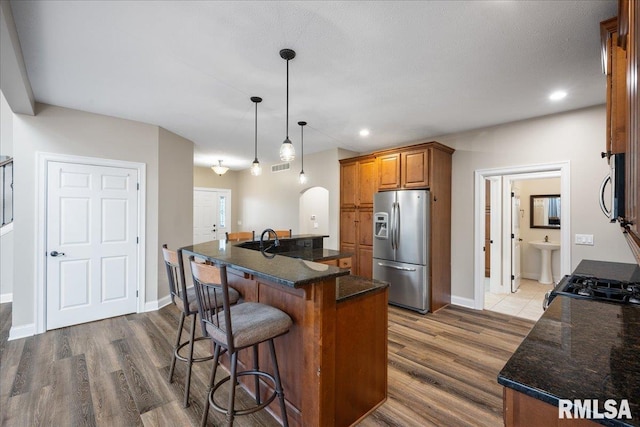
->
[484,278,554,321]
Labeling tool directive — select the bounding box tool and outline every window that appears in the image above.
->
[1,156,13,227]
[218,195,226,228]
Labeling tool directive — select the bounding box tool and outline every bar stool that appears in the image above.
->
[162,244,240,407]
[190,258,292,427]
[273,229,292,238]
[225,231,255,242]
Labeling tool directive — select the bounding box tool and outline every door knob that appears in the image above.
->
[50,251,65,257]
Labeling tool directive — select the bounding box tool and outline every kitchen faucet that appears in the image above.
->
[260,229,280,258]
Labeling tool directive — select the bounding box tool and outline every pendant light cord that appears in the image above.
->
[286,59,289,139]
[254,101,258,160]
[301,125,304,171]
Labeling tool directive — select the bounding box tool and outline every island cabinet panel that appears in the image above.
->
[335,287,388,426]
[601,17,627,156]
[503,388,599,427]
[377,153,401,190]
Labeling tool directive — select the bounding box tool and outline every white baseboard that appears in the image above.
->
[9,323,35,341]
[450,295,476,309]
[144,294,172,312]
[0,293,12,303]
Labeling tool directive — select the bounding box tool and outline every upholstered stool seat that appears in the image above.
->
[162,244,239,408]
[190,258,292,426]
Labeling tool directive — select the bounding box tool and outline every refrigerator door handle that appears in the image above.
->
[390,202,397,250]
[376,262,417,272]
[394,200,400,248]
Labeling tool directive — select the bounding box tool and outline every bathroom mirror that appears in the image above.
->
[530,194,561,229]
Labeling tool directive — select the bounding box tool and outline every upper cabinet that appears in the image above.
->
[377,145,436,190]
[621,0,640,261]
[601,17,628,157]
[340,155,376,208]
[376,142,453,191]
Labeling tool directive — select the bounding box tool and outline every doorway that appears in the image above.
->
[193,187,231,243]
[36,153,145,333]
[474,162,571,315]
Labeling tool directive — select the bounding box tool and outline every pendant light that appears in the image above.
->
[211,160,229,176]
[279,48,296,162]
[250,96,262,176]
[298,121,307,184]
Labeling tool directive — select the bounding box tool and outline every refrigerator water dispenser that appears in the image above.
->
[374,212,389,239]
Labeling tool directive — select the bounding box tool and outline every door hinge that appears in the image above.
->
[137,183,140,190]
[136,237,139,244]
[511,233,515,239]
[136,290,138,297]
[511,274,515,280]
[483,246,485,252]
[511,192,514,197]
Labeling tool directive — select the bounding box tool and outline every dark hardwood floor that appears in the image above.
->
[0,301,534,426]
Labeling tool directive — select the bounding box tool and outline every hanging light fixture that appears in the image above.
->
[211,160,229,176]
[279,48,296,162]
[250,96,262,176]
[298,121,307,184]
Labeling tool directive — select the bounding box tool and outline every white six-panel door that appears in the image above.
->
[46,161,138,329]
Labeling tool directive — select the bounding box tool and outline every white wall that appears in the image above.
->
[11,103,193,331]
[440,105,635,301]
[0,90,13,301]
[299,187,330,235]
[233,148,345,250]
[517,178,562,282]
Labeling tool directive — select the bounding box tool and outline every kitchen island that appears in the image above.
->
[177,239,388,427]
[498,295,640,426]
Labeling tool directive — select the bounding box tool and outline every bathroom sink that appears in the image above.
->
[529,240,560,251]
[529,240,560,284]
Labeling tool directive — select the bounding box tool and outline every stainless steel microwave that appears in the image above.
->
[600,153,625,222]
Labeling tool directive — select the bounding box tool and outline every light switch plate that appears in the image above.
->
[575,234,594,245]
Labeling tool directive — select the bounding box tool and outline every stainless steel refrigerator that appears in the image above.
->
[373,189,430,313]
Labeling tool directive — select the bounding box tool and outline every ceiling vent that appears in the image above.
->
[271,162,291,173]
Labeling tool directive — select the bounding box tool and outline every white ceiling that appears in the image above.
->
[9,0,617,169]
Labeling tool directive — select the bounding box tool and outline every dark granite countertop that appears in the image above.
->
[573,259,640,282]
[179,240,349,288]
[498,296,640,426]
[336,275,388,302]
[280,248,352,262]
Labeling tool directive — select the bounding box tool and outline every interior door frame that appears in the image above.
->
[35,152,146,334]
[473,161,570,310]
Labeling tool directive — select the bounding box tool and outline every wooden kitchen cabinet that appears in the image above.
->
[340,155,376,208]
[503,388,599,427]
[601,17,627,156]
[620,0,640,261]
[340,156,377,277]
[377,147,430,190]
[377,153,401,190]
[340,141,454,311]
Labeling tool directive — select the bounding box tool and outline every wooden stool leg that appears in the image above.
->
[183,313,197,408]
[269,339,289,427]
[168,311,185,383]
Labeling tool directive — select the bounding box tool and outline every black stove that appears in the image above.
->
[543,274,640,309]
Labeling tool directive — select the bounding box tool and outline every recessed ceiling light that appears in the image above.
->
[549,90,567,101]
[359,129,370,137]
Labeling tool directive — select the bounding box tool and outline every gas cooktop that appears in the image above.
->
[543,274,640,309]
